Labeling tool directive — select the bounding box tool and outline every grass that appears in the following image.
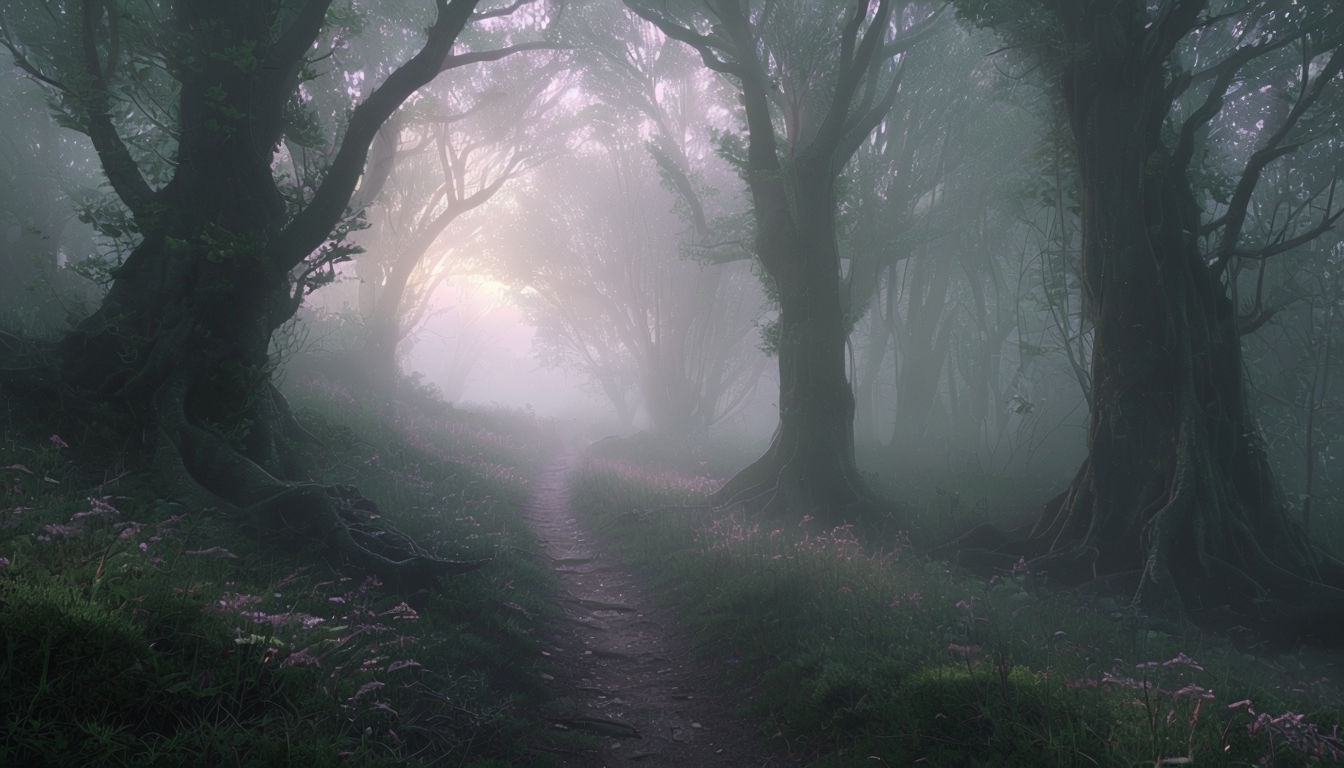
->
[0,371,575,767]
[567,436,1344,767]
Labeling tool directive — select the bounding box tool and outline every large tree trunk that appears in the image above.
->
[853,305,892,450]
[356,252,417,400]
[60,1,294,470]
[889,247,953,454]
[1001,24,1344,636]
[37,0,493,596]
[713,165,877,521]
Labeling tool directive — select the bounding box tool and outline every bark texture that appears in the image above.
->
[12,0,492,592]
[626,0,940,521]
[953,0,1344,639]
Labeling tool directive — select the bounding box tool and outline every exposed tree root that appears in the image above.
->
[709,423,894,525]
[0,339,490,602]
[150,372,491,596]
[936,445,1344,647]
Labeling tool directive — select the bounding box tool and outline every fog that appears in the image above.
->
[6,0,1344,764]
[3,0,1344,718]
[3,0,1340,516]
[4,0,1341,518]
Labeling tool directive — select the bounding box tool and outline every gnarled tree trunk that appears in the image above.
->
[966,3,1344,637]
[15,0,495,594]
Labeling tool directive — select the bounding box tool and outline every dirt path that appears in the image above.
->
[525,456,800,768]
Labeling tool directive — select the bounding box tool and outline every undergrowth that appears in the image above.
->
[568,438,1344,767]
[0,372,569,766]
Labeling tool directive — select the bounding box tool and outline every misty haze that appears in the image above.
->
[2,0,1343,766]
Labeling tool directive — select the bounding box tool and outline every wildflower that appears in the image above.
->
[381,602,419,621]
[837,585,853,595]
[0,556,9,568]
[49,434,69,449]
[1162,651,1204,671]
[281,648,321,668]
[40,522,83,538]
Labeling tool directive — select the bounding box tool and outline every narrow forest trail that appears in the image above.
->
[525,454,800,768]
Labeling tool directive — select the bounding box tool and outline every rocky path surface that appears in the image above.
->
[525,457,799,768]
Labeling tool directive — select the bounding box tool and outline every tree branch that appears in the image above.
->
[813,0,892,155]
[79,0,157,227]
[1230,180,1344,262]
[473,0,541,21]
[1212,45,1344,270]
[440,39,558,71]
[268,0,335,82]
[272,0,482,271]
[623,1,742,77]
[1171,27,1304,176]
[879,4,947,58]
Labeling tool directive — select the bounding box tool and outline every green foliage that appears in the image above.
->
[0,575,346,766]
[953,0,1063,55]
[567,438,1344,767]
[711,127,750,181]
[0,378,567,766]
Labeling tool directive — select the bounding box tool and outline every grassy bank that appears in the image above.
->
[569,437,1344,767]
[0,375,567,767]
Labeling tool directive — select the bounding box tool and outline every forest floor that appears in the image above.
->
[526,454,801,768]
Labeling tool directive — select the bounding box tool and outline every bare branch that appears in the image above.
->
[812,0,892,155]
[272,0,482,271]
[1212,45,1344,270]
[78,0,157,225]
[1171,36,1293,178]
[879,3,948,58]
[623,1,742,76]
[440,39,557,71]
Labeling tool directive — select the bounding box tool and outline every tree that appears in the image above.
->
[624,0,943,520]
[503,143,767,435]
[0,71,104,332]
[0,0,551,587]
[349,52,566,397]
[956,0,1344,633]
